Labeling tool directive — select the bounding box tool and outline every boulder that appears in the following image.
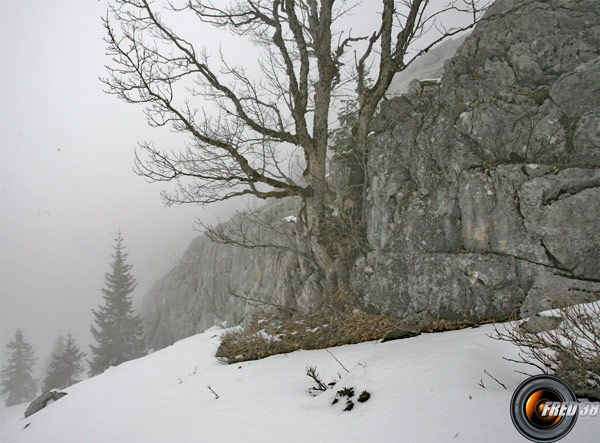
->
[24,390,67,418]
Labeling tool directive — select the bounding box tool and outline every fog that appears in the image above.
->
[1,0,471,378]
[0,0,242,373]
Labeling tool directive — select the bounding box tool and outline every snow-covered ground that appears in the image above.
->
[1,322,598,443]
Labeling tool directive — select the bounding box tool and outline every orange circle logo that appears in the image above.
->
[524,389,563,428]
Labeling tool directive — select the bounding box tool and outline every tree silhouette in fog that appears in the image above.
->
[43,332,86,390]
[89,232,146,376]
[1,329,37,406]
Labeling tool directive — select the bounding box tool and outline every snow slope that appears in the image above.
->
[1,323,598,443]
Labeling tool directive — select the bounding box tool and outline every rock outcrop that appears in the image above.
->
[387,35,466,97]
[141,199,299,350]
[142,0,600,347]
[352,0,600,328]
[24,390,67,418]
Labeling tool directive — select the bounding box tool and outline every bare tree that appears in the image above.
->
[103,0,490,304]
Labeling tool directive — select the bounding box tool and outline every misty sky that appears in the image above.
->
[0,0,472,376]
[0,0,242,372]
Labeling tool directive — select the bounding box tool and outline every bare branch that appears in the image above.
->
[103,0,492,304]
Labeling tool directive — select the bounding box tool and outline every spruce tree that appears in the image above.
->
[89,232,145,376]
[42,333,65,392]
[43,333,86,391]
[49,333,66,361]
[1,329,37,406]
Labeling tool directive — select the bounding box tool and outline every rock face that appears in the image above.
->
[387,35,466,97]
[352,0,600,328]
[142,0,600,348]
[141,199,299,350]
[24,390,67,418]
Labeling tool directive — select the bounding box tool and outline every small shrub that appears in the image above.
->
[357,390,371,403]
[306,365,328,394]
[331,386,370,411]
[492,300,600,400]
[336,387,354,398]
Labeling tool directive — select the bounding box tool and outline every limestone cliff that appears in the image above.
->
[141,199,299,350]
[142,0,600,349]
[352,0,600,327]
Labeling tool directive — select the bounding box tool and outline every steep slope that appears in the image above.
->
[2,319,598,442]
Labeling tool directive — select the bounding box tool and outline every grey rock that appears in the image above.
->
[519,315,562,334]
[354,0,600,328]
[519,168,600,278]
[387,35,466,97]
[141,199,300,350]
[24,390,67,418]
[458,165,549,264]
[519,269,600,318]
[381,329,421,342]
[353,251,527,326]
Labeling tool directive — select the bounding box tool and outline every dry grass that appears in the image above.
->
[216,304,412,364]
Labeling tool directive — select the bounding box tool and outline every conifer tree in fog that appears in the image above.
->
[1,329,37,406]
[43,332,86,391]
[48,333,66,363]
[88,232,146,376]
[42,333,65,390]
